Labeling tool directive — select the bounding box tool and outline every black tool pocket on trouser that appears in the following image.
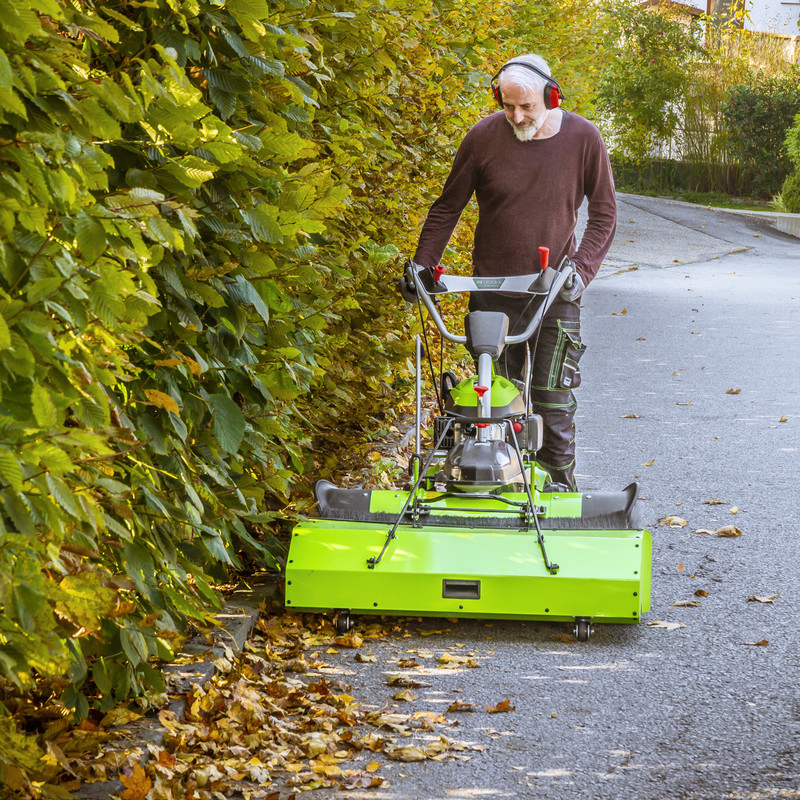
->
[549,320,586,391]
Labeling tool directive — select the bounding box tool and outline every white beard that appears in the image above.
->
[507,114,543,142]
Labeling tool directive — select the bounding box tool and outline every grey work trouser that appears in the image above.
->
[468,293,585,490]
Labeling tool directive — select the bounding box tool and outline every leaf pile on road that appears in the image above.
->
[69,612,487,799]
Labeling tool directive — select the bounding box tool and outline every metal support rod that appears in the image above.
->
[415,335,422,461]
[524,343,532,414]
[476,352,492,442]
[508,422,559,575]
[367,417,454,569]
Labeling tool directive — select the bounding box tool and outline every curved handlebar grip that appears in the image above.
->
[403,257,575,345]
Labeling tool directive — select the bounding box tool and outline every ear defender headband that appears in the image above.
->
[491,61,564,111]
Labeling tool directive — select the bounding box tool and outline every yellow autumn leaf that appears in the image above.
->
[144,389,179,415]
[179,353,203,375]
[486,699,515,713]
[154,358,181,367]
[659,516,688,528]
[119,763,152,800]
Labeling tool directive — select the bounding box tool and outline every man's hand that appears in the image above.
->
[560,270,585,302]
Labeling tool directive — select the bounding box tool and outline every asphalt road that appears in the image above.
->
[298,195,800,800]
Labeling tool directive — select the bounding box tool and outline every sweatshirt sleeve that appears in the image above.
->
[572,128,617,286]
[413,134,478,268]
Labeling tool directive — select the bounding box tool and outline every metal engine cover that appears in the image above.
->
[438,437,524,491]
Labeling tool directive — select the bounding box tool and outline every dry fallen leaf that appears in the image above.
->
[726,388,741,395]
[447,701,477,713]
[418,629,451,637]
[486,699,515,714]
[694,589,709,597]
[742,640,769,647]
[383,744,426,762]
[621,413,640,419]
[612,309,628,316]
[694,528,714,535]
[747,595,777,604]
[642,459,655,466]
[354,652,376,663]
[703,498,727,505]
[676,401,693,406]
[392,689,418,702]
[730,506,739,514]
[334,632,364,648]
[100,708,144,728]
[436,653,479,668]
[397,658,419,669]
[386,674,430,688]
[716,525,742,537]
[119,763,152,800]
[647,620,687,630]
[672,599,701,607]
[659,516,688,528]
[779,416,788,423]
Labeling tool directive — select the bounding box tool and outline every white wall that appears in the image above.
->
[675,1,799,35]
[746,3,799,36]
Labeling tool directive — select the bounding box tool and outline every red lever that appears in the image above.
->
[474,385,489,397]
[432,264,446,282]
[538,246,549,271]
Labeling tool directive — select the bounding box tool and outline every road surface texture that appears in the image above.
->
[289,195,800,800]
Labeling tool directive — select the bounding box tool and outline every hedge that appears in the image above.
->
[0,0,609,790]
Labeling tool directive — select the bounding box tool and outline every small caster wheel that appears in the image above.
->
[574,618,592,642]
[335,611,352,634]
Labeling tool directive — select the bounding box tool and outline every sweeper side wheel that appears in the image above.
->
[335,610,353,634]
[574,618,592,642]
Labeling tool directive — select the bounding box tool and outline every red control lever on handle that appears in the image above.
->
[432,264,446,282]
[538,246,549,271]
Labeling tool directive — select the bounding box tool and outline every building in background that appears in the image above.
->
[642,0,800,59]
[682,0,800,36]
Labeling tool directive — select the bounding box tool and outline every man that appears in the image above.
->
[411,54,616,490]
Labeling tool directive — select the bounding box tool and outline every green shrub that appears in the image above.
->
[721,72,800,198]
[785,111,800,170]
[780,170,800,213]
[596,0,704,161]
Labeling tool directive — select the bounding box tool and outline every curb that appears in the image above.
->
[74,580,279,799]
[708,205,800,239]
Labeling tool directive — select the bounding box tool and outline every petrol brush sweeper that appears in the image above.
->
[285,254,651,641]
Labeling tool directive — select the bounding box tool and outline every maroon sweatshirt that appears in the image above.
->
[413,110,616,286]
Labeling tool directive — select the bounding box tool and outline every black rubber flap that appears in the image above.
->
[546,482,643,530]
[314,480,373,519]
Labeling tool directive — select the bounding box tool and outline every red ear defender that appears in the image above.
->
[492,81,502,108]
[547,82,561,110]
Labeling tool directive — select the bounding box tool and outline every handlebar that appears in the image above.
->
[404,258,574,345]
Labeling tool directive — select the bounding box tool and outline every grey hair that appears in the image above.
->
[498,54,551,98]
